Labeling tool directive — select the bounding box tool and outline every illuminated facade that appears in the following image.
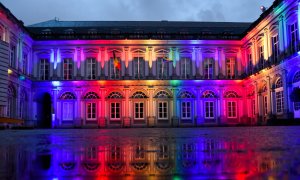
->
[0,0,300,128]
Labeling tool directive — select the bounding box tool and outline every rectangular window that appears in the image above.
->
[135,145,145,160]
[110,102,120,120]
[63,58,73,80]
[181,101,191,119]
[290,22,298,53]
[226,57,235,79]
[0,106,6,117]
[259,45,264,60]
[157,58,168,79]
[133,57,144,79]
[204,58,214,79]
[40,58,49,80]
[10,46,16,67]
[86,147,97,160]
[86,58,96,80]
[111,145,121,160]
[252,100,256,117]
[205,101,214,119]
[86,102,96,120]
[264,96,268,115]
[294,102,300,111]
[227,101,237,118]
[276,91,284,113]
[181,58,191,79]
[158,101,168,119]
[248,53,253,74]
[134,102,144,119]
[182,144,194,159]
[159,145,169,159]
[63,102,73,121]
[23,54,27,74]
[110,58,121,79]
[272,35,279,62]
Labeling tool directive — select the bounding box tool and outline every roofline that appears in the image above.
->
[241,0,282,38]
[0,0,285,41]
[0,2,31,35]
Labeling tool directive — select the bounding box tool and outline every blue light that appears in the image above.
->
[52,81,61,87]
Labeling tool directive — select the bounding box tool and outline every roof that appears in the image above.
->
[1,0,284,41]
[27,20,252,40]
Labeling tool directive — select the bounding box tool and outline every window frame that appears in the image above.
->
[63,58,73,80]
[40,58,50,80]
[86,57,97,80]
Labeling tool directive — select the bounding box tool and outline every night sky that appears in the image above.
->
[1,0,273,25]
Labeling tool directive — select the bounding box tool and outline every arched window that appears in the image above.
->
[293,71,300,83]
[60,92,76,100]
[224,91,239,119]
[84,92,100,99]
[84,92,99,121]
[224,91,239,98]
[178,91,195,122]
[107,92,123,99]
[154,91,172,98]
[178,91,195,99]
[60,92,76,121]
[131,91,148,123]
[155,91,172,121]
[202,90,217,120]
[131,91,148,98]
[202,90,216,98]
[107,92,123,121]
[275,78,283,88]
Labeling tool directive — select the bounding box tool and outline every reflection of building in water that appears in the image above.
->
[0,0,300,128]
[0,138,288,179]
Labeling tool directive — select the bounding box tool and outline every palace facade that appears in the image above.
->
[0,0,300,128]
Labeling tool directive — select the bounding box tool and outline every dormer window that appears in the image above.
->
[64,29,74,35]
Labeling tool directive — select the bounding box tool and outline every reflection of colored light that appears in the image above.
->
[19,75,25,80]
[8,69,12,74]
[52,81,61,86]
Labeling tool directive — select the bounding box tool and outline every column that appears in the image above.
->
[279,15,287,52]
[264,28,270,61]
[214,48,219,78]
[100,88,106,127]
[266,76,273,117]
[195,47,202,78]
[100,47,105,78]
[172,88,179,127]
[124,47,130,78]
[75,88,82,127]
[196,87,202,126]
[237,48,242,76]
[218,87,224,124]
[52,89,58,127]
[172,47,178,78]
[148,88,155,126]
[148,47,153,78]
[282,69,290,119]
[217,47,224,78]
[76,47,81,79]
[123,88,131,127]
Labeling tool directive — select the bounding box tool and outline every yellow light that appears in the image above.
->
[8,69,12,74]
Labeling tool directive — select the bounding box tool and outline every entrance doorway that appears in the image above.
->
[37,93,52,128]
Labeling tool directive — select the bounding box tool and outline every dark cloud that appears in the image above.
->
[1,0,273,25]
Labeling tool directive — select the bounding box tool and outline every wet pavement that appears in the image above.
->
[0,126,300,179]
